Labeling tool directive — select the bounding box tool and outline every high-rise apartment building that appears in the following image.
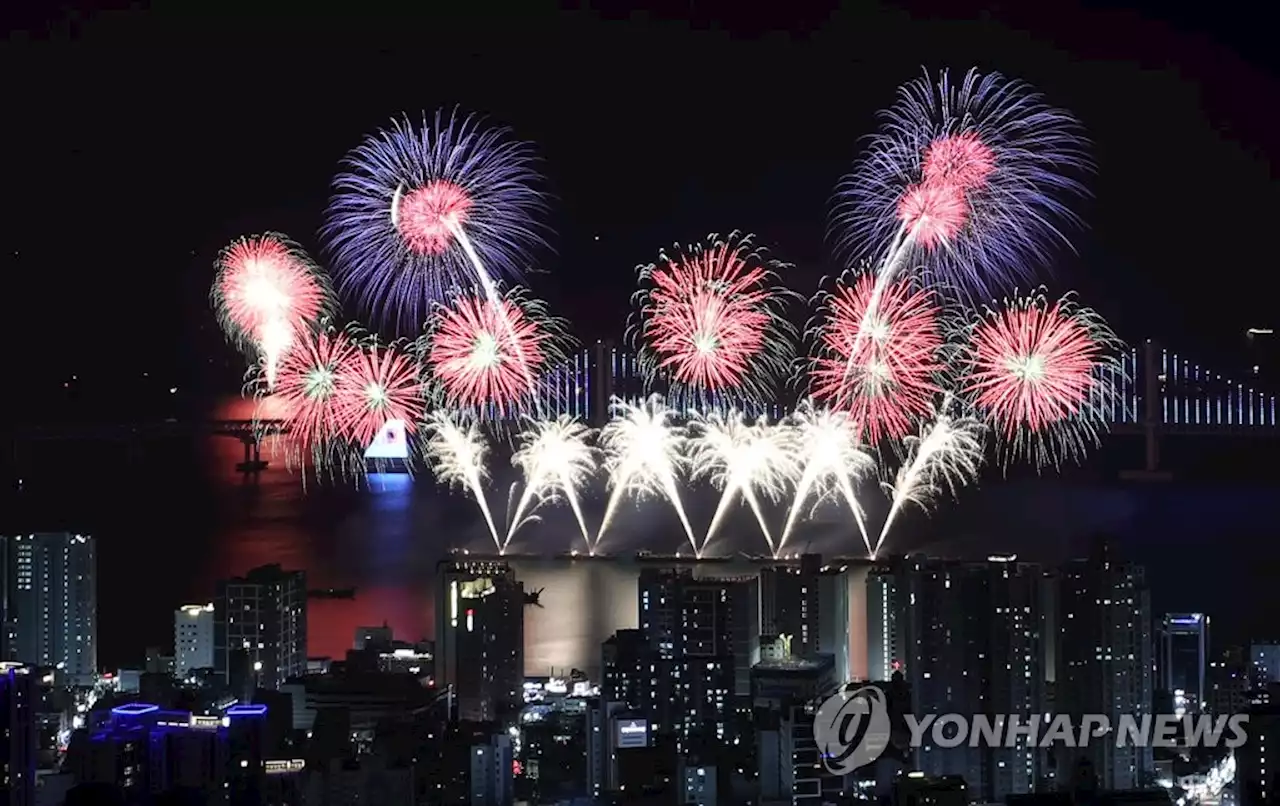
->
[0,662,37,806]
[1234,702,1280,806]
[174,603,215,678]
[601,629,653,712]
[867,565,908,683]
[1158,613,1208,713]
[1209,647,1252,717]
[214,565,307,691]
[762,554,861,683]
[761,554,821,656]
[637,568,755,753]
[1251,643,1280,687]
[435,560,524,723]
[983,556,1046,800]
[870,555,1047,802]
[0,533,97,685]
[1055,539,1154,791]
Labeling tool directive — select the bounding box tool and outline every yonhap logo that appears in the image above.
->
[814,684,892,774]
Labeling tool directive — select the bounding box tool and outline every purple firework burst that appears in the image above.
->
[830,68,1091,303]
[322,109,549,334]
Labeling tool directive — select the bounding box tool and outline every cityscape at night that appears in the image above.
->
[2,2,1278,805]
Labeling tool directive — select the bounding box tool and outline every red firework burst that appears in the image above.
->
[427,295,548,413]
[810,273,944,444]
[395,180,472,255]
[963,299,1101,434]
[334,342,425,447]
[217,235,327,339]
[272,330,361,454]
[922,132,996,191]
[897,182,968,250]
[644,243,776,392]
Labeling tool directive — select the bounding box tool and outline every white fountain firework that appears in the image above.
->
[507,415,597,553]
[596,395,698,555]
[422,410,501,551]
[779,401,878,556]
[689,410,799,558]
[875,395,987,558]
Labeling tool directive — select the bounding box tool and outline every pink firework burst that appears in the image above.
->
[215,234,328,342]
[897,182,968,250]
[963,297,1103,435]
[427,294,549,414]
[334,342,425,448]
[272,329,362,457]
[922,132,996,190]
[394,180,473,255]
[809,271,944,445]
[635,233,795,407]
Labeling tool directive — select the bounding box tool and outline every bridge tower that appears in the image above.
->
[235,434,268,474]
[1122,339,1172,481]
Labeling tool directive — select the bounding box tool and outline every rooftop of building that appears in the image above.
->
[752,654,833,674]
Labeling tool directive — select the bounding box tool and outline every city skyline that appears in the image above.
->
[1,3,1275,803]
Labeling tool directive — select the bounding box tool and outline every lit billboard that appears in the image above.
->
[615,718,648,749]
[364,419,408,460]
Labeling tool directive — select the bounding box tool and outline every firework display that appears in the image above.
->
[688,410,800,557]
[322,110,547,332]
[261,328,425,477]
[807,269,947,446]
[779,402,876,556]
[267,326,362,469]
[334,339,426,448]
[597,395,697,554]
[831,68,1091,302]
[960,291,1124,468]
[208,66,1126,561]
[423,411,502,550]
[630,232,797,412]
[876,396,987,557]
[420,288,570,420]
[507,416,597,553]
[212,233,333,389]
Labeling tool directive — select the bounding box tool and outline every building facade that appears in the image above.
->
[174,603,215,678]
[214,565,307,691]
[1055,539,1155,790]
[435,560,524,724]
[0,533,97,685]
[1158,613,1208,713]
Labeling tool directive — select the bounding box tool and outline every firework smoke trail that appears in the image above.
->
[423,411,501,551]
[874,396,987,558]
[596,395,697,555]
[807,270,945,445]
[779,402,877,555]
[961,290,1124,469]
[421,288,568,421]
[629,232,797,413]
[506,416,597,553]
[212,233,333,390]
[440,222,543,408]
[323,110,547,332]
[689,411,799,558]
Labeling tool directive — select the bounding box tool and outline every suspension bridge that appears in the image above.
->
[9,339,1277,476]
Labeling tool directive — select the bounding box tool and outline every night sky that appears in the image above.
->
[2,2,1278,657]
[5,1,1276,407]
